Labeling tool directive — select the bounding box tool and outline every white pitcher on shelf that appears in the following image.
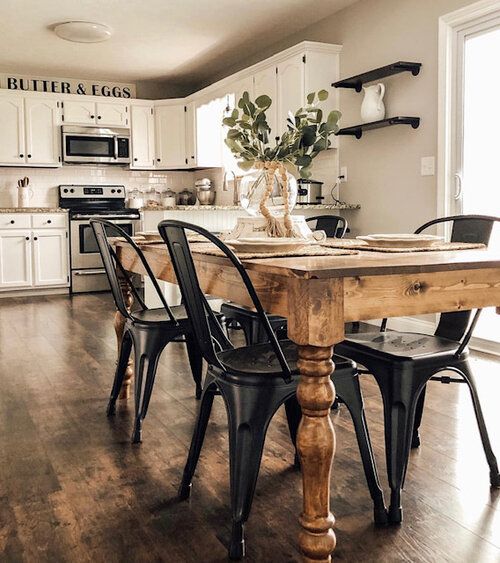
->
[360,82,385,123]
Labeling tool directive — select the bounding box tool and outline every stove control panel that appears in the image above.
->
[59,185,125,199]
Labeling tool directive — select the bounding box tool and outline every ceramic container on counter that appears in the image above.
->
[360,83,386,123]
[226,215,326,242]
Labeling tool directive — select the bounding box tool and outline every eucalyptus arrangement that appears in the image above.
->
[223,90,340,236]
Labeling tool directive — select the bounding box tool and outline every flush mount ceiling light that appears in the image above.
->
[54,21,113,43]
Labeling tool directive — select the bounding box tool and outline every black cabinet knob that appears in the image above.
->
[27,154,31,158]
[97,116,101,120]
[25,236,29,240]
[157,158,161,162]
[34,237,38,241]
[47,220,52,224]
[10,220,15,224]
[90,115,95,119]
[134,157,138,162]
[19,154,24,158]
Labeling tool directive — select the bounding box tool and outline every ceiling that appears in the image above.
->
[0,0,356,90]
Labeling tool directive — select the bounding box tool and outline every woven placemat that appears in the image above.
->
[320,239,486,253]
[190,242,359,259]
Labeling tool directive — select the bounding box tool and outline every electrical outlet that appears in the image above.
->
[339,166,347,182]
[421,156,435,176]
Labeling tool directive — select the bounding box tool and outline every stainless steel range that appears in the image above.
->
[59,185,140,293]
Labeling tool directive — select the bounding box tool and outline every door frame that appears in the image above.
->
[438,0,500,218]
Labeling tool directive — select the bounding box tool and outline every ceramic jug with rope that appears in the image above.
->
[360,83,386,123]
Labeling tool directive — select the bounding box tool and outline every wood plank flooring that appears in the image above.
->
[1,293,500,562]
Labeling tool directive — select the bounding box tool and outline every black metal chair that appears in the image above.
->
[305,214,348,238]
[157,219,386,559]
[336,214,500,525]
[91,219,206,444]
[221,215,348,346]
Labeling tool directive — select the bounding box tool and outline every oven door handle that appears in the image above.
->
[71,214,139,220]
[73,269,107,276]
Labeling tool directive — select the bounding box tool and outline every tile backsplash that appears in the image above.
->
[0,166,231,208]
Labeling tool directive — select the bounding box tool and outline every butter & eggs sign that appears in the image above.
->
[0,74,136,98]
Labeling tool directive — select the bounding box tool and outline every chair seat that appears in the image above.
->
[337,331,462,362]
[133,305,222,326]
[216,339,354,382]
[221,302,286,323]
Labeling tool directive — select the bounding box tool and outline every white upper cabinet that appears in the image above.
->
[32,229,68,286]
[276,54,305,138]
[0,96,25,165]
[253,65,279,140]
[63,99,129,127]
[195,96,225,168]
[185,102,197,167]
[96,102,129,127]
[62,99,96,125]
[131,104,155,169]
[155,104,187,168]
[24,98,60,165]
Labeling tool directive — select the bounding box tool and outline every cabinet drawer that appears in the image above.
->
[32,214,67,229]
[0,214,31,229]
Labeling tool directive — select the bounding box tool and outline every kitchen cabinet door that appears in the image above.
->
[96,102,129,127]
[32,229,68,287]
[277,53,305,138]
[253,65,278,141]
[62,100,96,125]
[131,104,155,169]
[0,230,32,289]
[24,98,60,166]
[0,96,25,165]
[155,104,186,168]
[195,96,226,168]
[185,102,197,167]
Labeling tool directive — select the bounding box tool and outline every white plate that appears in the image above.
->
[226,237,312,254]
[357,233,443,248]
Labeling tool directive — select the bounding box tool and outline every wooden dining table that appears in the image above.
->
[113,240,500,562]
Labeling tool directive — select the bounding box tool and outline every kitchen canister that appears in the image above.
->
[18,186,34,208]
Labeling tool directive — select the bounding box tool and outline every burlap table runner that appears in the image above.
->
[320,239,486,253]
[190,242,359,259]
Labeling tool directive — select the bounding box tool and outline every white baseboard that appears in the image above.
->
[364,316,500,357]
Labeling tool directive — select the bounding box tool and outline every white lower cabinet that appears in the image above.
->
[0,230,32,288]
[0,214,69,292]
[32,229,68,286]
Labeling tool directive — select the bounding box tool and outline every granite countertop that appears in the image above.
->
[141,203,361,211]
[0,207,67,214]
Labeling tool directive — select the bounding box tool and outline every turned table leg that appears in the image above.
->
[288,278,344,562]
[114,275,134,400]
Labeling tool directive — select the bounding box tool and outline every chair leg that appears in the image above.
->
[374,366,426,524]
[131,331,167,444]
[179,375,217,500]
[219,381,290,560]
[457,361,500,487]
[107,330,133,416]
[284,396,301,469]
[335,373,388,525]
[185,332,204,399]
[411,385,426,448]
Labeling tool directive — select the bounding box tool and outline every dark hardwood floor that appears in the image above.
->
[1,293,500,562]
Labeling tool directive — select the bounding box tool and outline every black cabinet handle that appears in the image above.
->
[97,116,101,120]
[10,220,15,224]
[134,157,138,162]
[90,115,95,119]
[47,220,52,224]
[27,154,31,158]
[25,236,29,241]
[19,154,24,158]
[157,158,161,162]
[33,237,38,241]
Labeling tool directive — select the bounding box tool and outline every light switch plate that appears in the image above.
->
[421,156,435,176]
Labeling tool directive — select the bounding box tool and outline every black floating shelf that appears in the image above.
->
[336,117,420,139]
[332,61,422,92]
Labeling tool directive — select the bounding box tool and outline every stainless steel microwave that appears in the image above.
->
[62,125,131,164]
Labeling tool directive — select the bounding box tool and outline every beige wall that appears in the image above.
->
[204,0,476,234]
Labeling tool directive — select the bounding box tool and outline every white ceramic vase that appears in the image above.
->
[18,186,33,208]
[360,83,386,123]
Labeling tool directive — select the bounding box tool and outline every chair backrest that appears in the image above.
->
[90,218,177,324]
[305,215,348,238]
[157,219,293,382]
[415,215,500,343]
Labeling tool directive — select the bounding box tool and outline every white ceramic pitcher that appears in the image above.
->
[18,186,34,208]
[360,83,385,123]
